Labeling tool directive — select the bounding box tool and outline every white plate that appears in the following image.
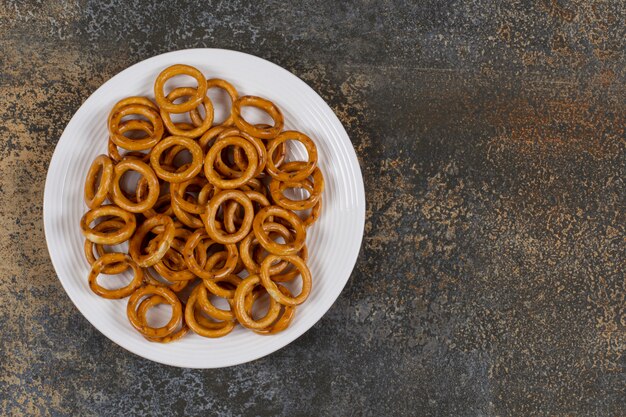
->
[43,49,365,368]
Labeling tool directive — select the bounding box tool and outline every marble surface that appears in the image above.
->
[0,1,624,416]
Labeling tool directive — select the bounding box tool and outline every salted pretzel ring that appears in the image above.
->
[152,226,200,282]
[266,131,318,182]
[202,273,242,299]
[127,285,183,338]
[223,190,270,233]
[161,87,214,138]
[252,205,306,255]
[84,154,114,209]
[217,128,267,178]
[81,204,136,244]
[191,78,239,127]
[111,158,160,213]
[154,64,208,113]
[108,96,158,124]
[137,295,189,343]
[195,283,235,321]
[245,286,296,335]
[88,253,144,299]
[109,104,164,151]
[233,274,282,329]
[260,254,312,306]
[202,190,254,244]
[185,285,236,338]
[204,136,258,189]
[129,214,175,267]
[170,176,214,215]
[269,161,323,209]
[84,220,129,275]
[150,136,204,183]
[232,95,284,139]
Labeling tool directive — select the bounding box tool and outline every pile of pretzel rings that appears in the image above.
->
[80,64,323,342]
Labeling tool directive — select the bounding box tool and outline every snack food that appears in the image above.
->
[80,64,323,342]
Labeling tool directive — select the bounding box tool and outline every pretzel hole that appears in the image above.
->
[240,105,274,127]
[144,303,174,328]
[207,87,232,124]
[282,186,311,202]
[250,291,271,319]
[118,169,143,198]
[97,268,135,291]
[281,139,309,162]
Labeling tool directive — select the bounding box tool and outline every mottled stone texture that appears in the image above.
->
[0,0,624,416]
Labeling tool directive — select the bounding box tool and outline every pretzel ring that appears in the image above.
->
[270,165,324,211]
[233,275,282,329]
[217,128,267,178]
[129,215,175,267]
[232,96,284,139]
[109,105,164,151]
[260,254,312,306]
[137,295,189,343]
[202,190,254,244]
[185,286,236,338]
[154,64,208,113]
[84,155,114,209]
[84,220,129,275]
[170,192,205,229]
[182,229,238,280]
[195,283,235,321]
[204,136,258,189]
[191,78,239,127]
[111,158,160,213]
[240,222,308,281]
[150,136,203,183]
[198,125,228,152]
[266,131,318,182]
[127,285,183,338]
[245,286,296,335]
[108,96,158,125]
[223,190,270,233]
[108,131,151,164]
[161,87,214,138]
[88,253,144,299]
[252,206,306,255]
[81,205,136,244]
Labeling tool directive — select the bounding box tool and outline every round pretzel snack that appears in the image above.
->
[232,95,284,139]
[245,285,296,335]
[137,295,189,343]
[185,285,236,338]
[109,104,164,151]
[204,135,258,189]
[127,285,183,338]
[161,87,214,138]
[191,78,239,127]
[202,190,254,244]
[269,162,324,211]
[81,204,136,245]
[150,135,204,183]
[88,253,144,299]
[252,205,306,255]
[154,64,208,113]
[84,154,114,209]
[129,214,176,267]
[260,254,312,306]
[233,274,282,329]
[84,220,129,275]
[265,131,318,182]
[111,158,160,213]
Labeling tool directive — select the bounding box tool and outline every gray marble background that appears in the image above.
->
[0,1,624,416]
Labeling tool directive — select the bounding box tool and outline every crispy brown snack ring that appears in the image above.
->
[269,162,324,211]
[246,286,296,335]
[111,158,160,213]
[150,136,204,183]
[182,228,238,280]
[161,87,214,138]
[233,274,282,329]
[81,204,136,245]
[191,78,239,127]
[88,253,144,299]
[252,205,306,255]
[127,285,183,338]
[137,295,189,343]
[109,104,164,151]
[129,214,175,267]
[260,254,312,306]
[84,219,129,275]
[232,95,284,139]
[204,135,258,189]
[154,64,207,113]
[185,285,236,338]
[84,154,114,209]
[202,190,254,244]
[265,131,318,182]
